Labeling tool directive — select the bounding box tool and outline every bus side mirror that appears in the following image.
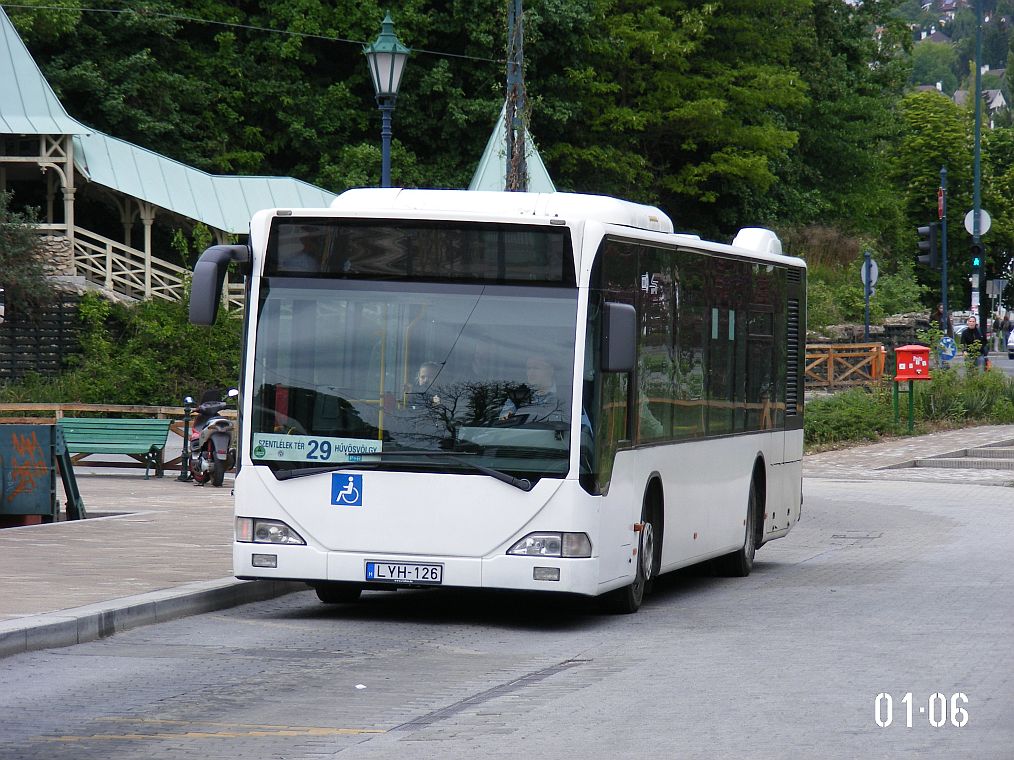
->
[601,302,636,373]
[189,244,249,325]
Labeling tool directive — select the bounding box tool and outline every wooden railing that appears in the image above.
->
[0,402,235,436]
[805,343,887,389]
[68,227,244,310]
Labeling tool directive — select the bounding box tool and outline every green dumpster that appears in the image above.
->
[0,424,85,526]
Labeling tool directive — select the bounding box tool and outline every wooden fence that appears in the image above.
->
[805,343,887,389]
[0,403,237,471]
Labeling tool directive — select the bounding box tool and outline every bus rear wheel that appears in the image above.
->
[313,582,363,604]
[714,480,758,577]
[603,506,656,614]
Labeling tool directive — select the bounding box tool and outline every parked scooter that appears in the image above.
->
[186,388,238,487]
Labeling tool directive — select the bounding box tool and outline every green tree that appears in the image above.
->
[981,126,1014,279]
[0,192,56,315]
[770,0,911,242]
[911,41,959,94]
[891,90,973,305]
[538,0,810,238]
[5,0,81,43]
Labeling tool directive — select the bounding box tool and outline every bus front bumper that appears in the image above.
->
[234,543,602,596]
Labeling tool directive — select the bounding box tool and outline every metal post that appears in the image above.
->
[908,380,915,434]
[379,99,394,188]
[940,166,948,320]
[177,401,192,482]
[893,381,899,423]
[863,249,872,340]
[974,0,985,329]
[363,13,408,189]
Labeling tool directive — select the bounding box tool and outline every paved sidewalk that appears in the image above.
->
[1,423,1012,660]
[804,423,1014,484]
[0,469,300,658]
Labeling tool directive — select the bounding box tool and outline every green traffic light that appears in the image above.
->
[973,257,981,266]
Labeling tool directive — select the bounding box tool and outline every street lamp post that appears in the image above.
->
[177,395,194,482]
[363,13,410,188]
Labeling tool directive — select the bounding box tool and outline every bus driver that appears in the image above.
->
[499,355,567,423]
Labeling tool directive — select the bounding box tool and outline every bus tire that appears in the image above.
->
[602,501,657,614]
[714,479,759,577]
[313,582,363,604]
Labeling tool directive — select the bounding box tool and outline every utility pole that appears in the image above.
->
[940,165,948,319]
[973,0,985,329]
[505,0,527,191]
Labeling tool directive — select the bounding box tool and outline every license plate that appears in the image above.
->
[365,561,443,585]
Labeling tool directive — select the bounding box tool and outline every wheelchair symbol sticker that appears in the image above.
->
[331,474,363,506]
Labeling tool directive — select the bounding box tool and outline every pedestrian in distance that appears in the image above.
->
[931,303,953,338]
[960,316,989,370]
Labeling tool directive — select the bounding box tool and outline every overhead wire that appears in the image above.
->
[0,3,505,64]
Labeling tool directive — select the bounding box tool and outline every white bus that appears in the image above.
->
[191,189,805,613]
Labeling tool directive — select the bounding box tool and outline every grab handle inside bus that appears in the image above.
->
[189,244,249,325]
[601,302,636,373]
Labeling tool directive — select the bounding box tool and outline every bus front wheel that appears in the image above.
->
[313,582,363,604]
[603,505,657,614]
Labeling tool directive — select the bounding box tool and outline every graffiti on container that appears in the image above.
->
[7,431,48,503]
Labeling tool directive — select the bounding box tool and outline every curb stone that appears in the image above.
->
[0,578,305,659]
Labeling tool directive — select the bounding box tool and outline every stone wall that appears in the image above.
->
[39,235,74,277]
[808,313,930,350]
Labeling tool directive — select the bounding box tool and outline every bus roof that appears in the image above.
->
[318,188,804,269]
[330,188,674,234]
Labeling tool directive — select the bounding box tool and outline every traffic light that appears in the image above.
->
[971,242,983,268]
[917,223,939,268]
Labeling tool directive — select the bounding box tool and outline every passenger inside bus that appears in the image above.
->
[403,361,443,410]
[404,361,441,394]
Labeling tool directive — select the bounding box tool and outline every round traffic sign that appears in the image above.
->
[965,209,991,236]
[860,259,878,287]
[940,336,957,361]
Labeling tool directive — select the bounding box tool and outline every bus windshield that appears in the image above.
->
[250,280,579,482]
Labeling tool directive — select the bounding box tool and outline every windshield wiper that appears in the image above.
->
[435,455,533,492]
[272,450,449,480]
[272,450,533,491]
[273,460,382,480]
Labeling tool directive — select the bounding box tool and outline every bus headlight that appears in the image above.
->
[508,532,591,558]
[236,517,305,545]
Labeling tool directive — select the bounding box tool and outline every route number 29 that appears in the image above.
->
[306,439,333,460]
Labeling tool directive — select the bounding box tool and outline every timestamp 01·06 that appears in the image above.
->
[875,692,969,728]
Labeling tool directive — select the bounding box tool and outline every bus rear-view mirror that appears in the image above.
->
[189,244,249,325]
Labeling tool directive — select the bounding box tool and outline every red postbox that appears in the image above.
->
[895,344,931,381]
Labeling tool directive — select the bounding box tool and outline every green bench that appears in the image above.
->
[57,417,173,479]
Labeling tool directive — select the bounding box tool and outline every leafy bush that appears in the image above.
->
[990,398,1014,424]
[804,385,896,446]
[0,289,241,406]
[809,367,1014,450]
[918,368,965,422]
[961,368,1008,419]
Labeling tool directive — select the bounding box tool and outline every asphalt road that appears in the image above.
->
[1,477,1011,760]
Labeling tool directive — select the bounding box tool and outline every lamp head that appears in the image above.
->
[363,13,410,99]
